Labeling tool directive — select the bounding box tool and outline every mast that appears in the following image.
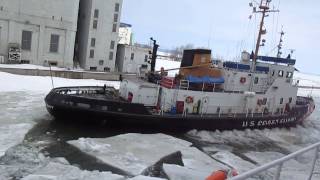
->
[277,29,285,58]
[249,0,279,90]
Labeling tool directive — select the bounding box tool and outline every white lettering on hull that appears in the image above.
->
[241,117,296,128]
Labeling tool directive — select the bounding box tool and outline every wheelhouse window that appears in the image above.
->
[286,72,293,78]
[278,70,284,77]
[289,97,293,103]
[50,34,59,53]
[21,30,32,50]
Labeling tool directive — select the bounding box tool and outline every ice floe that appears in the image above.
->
[68,133,226,176]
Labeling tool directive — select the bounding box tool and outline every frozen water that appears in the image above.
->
[0,123,33,157]
[127,175,165,180]
[22,162,125,180]
[162,164,210,180]
[68,133,226,176]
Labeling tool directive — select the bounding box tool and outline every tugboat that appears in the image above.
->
[45,0,315,130]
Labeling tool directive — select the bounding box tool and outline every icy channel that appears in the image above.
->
[68,133,226,176]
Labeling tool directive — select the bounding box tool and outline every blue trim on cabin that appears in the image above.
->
[186,75,225,84]
[256,56,296,65]
[223,62,269,73]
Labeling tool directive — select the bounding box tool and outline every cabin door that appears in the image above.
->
[201,96,209,115]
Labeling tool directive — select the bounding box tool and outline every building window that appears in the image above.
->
[94,9,99,18]
[115,3,120,12]
[90,67,97,71]
[50,34,59,53]
[112,24,117,32]
[144,55,148,62]
[110,40,115,50]
[130,53,134,60]
[21,30,32,50]
[104,67,111,72]
[280,98,284,104]
[91,38,96,47]
[99,60,104,65]
[109,51,114,60]
[93,20,98,29]
[89,49,94,58]
[113,14,118,22]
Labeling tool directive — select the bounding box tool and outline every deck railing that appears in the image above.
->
[229,142,320,180]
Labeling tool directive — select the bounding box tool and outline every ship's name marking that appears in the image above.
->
[242,117,296,128]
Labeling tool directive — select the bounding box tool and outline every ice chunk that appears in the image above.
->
[163,164,210,180]
[128,175,166,180]
[68,133,225,176]
[0,123,33,157]
[22,162,125,180]
[210,151,255,173]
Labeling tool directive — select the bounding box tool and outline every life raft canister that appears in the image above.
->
[185,96,194,104]
[240,77,246,84]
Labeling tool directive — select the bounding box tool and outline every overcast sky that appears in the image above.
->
[121,0,320,74]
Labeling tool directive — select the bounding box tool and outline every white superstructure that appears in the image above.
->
[0,0,79,68]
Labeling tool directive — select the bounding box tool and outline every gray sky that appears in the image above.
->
[121,0,320,74]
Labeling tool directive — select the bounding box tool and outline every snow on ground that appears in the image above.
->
[68,133,226,176]
[155,59,180,77]
[0,71,119,93]
[0,64,70,71]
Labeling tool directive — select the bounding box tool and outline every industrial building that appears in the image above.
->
[0,0,79,68]
[116,43,151,74]
[75,0,123,72]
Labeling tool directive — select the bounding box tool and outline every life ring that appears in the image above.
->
[185,96,194,104]
[240,77,246,84]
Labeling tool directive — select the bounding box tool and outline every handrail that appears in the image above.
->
[230,142,320,180]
